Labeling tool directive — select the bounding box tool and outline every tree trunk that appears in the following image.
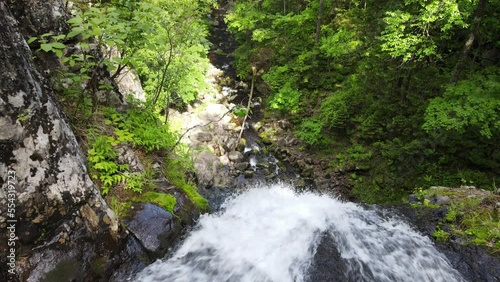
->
[314,0,324,45]
[450,0,487,83]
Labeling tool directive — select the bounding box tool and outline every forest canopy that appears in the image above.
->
[225,0,500,202]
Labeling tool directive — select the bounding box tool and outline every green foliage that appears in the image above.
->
[424,68,500,139]
[295,118,325,146]
[104,107,176,152]
[226,0,500,203]
[87,135,128,195]
[319,90,351,129]
[380,0,472,62]
[448,196,500,249]
[320,29,362,58]
[29,32,66,58]
[132,0,213,111]
[433,228,450,242]
[268,83,301,114]
[29,0,214,115]
[347,145,373,161]
[232,106,248,117]
[110,196,132,218]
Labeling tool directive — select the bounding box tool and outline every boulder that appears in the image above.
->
[244,170,254,178]
[235,162,249,171]
[115,66,146,102]
[435,195,451,205]
[196,132,213,142]
[125,203,177,254]
[194,150,220,188]
[228,151,244,163]
[0,2,120,280]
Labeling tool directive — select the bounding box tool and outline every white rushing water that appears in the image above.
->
[136,183,464,282]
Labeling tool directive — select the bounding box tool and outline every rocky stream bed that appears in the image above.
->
[1,1,500,281]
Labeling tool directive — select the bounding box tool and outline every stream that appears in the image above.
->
[128,3,496,282]
[135,183,464,282]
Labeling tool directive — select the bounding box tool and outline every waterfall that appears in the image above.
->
[136,183,463,282]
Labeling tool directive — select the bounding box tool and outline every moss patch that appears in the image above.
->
[135,192,177,213]
[164,158,209,211]
[417,187,500,252]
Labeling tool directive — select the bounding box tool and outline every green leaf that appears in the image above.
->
[67,16,83,25]
[51,42,66,49]
[40,43,52,52]
[67,27,84,38]
[27,37,38,44]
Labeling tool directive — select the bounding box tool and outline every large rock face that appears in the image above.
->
[0,1,120,281]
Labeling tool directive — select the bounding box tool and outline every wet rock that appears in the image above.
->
[244,170,254,178]
[109,236,151,282]
[277,139,286,148]
[408,194,419,204]
[237,138,246,151]
[196,132,213,142]
[251,121,263,132]
[0,3,120,280]
[295,178,306,189]
[199,104,231,122]
[228,151,244,162]
[257,162,271,169]
[125,203,176,255]
[394,204,500,282]
[219,154,230,166]
[278,119,291,129]
[266,173,277,180]
[235,162,249,171]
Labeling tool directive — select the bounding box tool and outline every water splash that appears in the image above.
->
[249,156,257,171]
[136,183,463,282]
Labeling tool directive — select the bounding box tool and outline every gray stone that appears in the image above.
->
[194,150,220,188]
[408,194,419,204]
[228,151,244,162]
[196,132,213,142]
[0,2,119,280]
[266,173,277,180]
[235,162,249,171]
[251,121,263,132]
[436,195,451,205]
[116,145,145,172]
[115,66,146,102]
[277,139,286,148]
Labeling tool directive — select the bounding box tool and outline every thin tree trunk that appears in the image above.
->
[235,66,256,150]
[451,0,486,83]
[314,0,324,45]
[152,31,174,106]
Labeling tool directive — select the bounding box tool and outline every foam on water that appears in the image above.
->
[136,183,463,282]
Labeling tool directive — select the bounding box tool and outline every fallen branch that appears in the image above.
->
[234,66,256,150]
[168,107,235,154]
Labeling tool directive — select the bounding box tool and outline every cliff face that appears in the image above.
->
[0,1,121,280]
